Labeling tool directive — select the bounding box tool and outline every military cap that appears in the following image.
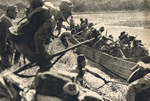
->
[108,35,113,39]
[99,26,104,32]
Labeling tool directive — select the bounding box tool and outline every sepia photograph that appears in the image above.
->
[0,0,150,101]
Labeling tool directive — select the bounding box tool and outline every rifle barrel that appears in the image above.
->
[13,38,95,74]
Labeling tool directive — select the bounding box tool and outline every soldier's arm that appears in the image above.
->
[145,64,150,71]
[1,18,12,34]
[137,61,150,71]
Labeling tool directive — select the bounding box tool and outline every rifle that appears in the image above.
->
[13,38,95,75]
[105,29,107,36]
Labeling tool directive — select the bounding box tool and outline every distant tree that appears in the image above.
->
[72,0,86,12]
[0,4,7,11]
[15,2,27,10]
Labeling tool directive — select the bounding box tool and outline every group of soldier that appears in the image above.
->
[59,10,150,101]
[68,17,149,59]
[0,0,73,70]
[0,0,150,101]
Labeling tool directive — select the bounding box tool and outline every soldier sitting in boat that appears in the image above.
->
[88,22,94,29]
[69,15,74,30]
[118,31,135,58]
[79,19,89,38]
[126,61,150,101]
[131,40,149,57]
[84,28,101,47]
[109,42,126,59]
[93,36,112,51]
[108,35,114,41]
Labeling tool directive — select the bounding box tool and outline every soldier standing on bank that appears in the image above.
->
[0,5,18,70]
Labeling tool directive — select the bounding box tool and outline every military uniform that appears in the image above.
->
[93,36,109,50]
[0,14,12,69]
[19,0,72,56]
[69,16,74,30]
[60,32,71,48]
[132,45,149,57]
[109,46,126,58]
[16,0,72,71]
[126,62,150,101]
[0,5,18,69]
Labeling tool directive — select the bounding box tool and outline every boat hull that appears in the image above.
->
[69,37,137,80]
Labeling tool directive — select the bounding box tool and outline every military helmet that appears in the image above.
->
[77,54,86,63]
[119,31,128,40]
[88,22,94,28]
[99,26,104,32]
[59,0,73,12]
[108,35,113,39]
[7,5,18,13]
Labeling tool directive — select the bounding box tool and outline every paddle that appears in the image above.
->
[13,38,95,74]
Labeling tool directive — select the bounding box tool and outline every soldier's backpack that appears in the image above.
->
[35,71,72,99]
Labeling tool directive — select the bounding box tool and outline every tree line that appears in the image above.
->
[0,0,149,13]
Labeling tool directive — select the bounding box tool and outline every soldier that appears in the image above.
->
[126,61,150,101]
[18,0,73,60]
[84,28,101,47]
[108,35,114,41]
[0,5,18,70]
[118,31,133,58]
[93,36,111,51]
[69,15,74,30]
[131,40,149,57]
[109,42,126,59]
[60,32,71,48]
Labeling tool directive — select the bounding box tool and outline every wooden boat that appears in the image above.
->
[125,56,150,63]
[69,36,150,80]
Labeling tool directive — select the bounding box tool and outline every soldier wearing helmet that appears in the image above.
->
[54,0,73,37]
[131,40,149,57]
[109,42,126,59]
[93,36,111,51]
[0,5,18,70]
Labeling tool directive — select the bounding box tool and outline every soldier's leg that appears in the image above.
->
[0,51,12,70]
[14,50,21,65]
[126,74,150,101]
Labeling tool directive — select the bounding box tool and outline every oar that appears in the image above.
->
[13,38,95,74]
